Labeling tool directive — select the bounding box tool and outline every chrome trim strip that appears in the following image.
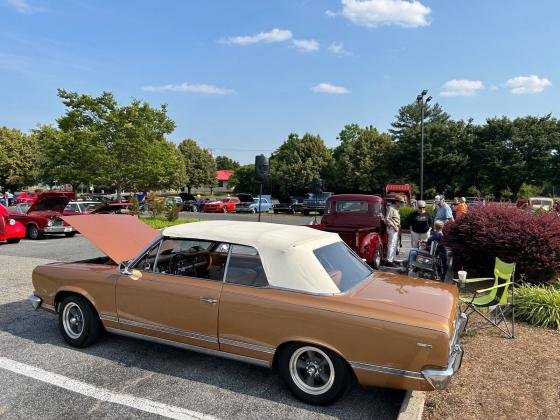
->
[117,318,218,344]
[105,327,269,368]
[99,314,119,323]
[220,338,275,355]
[349,361,423,379]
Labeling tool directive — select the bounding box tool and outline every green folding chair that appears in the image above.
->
[457,257,516,338]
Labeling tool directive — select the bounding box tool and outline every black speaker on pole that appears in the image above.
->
[255,154,269,183]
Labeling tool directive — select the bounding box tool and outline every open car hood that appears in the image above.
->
[61,214,160,263]
[28,192,75,214]
[237,193,254,203]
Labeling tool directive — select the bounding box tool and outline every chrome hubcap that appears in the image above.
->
[62,302,84,339]
[289,346,335,395]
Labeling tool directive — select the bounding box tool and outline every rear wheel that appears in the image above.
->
[279,343,350,405]
[58,295,102,347]
[222,207,228,213]
[27,224,42,240]
[251,208,256,214]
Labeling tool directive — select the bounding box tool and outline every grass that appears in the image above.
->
[140,217,199,229]
[514,282,560,330]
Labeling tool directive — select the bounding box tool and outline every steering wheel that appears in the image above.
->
[169,253,190,275]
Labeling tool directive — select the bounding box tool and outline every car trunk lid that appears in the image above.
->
[61,214,160,263]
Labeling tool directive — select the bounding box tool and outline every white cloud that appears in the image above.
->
[490,85,499,91]
[6,0,44,14]
[292,39,319,52]
[328,41,352,56]
[341,0,431,28]
[440,79,484,97]
[221,28,292,46]
[142,82,235,95]
[311,83,350,94]
[505,75,551,94]
[325,9,337,17]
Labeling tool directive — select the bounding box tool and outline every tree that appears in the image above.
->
[228,164,260,195]
[38,89,181,199]
[177,139,217,193]
[0,127,39,190]
[331,124,392,193]
[270,133,333,197]
[215,155,240,170]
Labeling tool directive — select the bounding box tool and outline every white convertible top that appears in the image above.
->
[163,220,343,294]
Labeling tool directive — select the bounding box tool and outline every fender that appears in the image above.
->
[359,232,381,263]
[54,286,98,312]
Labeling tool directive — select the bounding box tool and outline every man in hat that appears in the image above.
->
[410,200,432,247]
[435,197,454,224]
[385,195,405,267]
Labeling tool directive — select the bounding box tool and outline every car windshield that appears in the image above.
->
[313,241,373,292]
[334,200,369,213]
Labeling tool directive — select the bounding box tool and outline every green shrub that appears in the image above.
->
[165,203,181,221]
[514,282,560,330]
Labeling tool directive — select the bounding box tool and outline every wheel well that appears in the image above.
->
[54,291,97,315]
[26,222,38,232]
[272,341,355,381]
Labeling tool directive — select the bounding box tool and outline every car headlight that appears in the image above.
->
[47,220,53,227]
[8,218,16,226]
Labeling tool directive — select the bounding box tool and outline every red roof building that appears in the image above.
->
[216,170,234,182]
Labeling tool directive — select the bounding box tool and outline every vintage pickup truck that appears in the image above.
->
[308,194,388,269]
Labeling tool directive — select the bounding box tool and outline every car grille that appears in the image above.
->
[50,217,64,227]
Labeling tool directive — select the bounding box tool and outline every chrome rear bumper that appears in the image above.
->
[421,312,467,390]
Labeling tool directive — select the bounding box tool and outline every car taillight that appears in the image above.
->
[8,218,16,226]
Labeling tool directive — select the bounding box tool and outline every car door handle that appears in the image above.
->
[200,297,218,305]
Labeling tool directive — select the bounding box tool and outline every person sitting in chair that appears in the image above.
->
[407,220,446,275]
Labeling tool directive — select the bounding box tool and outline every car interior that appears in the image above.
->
[133,238,268,287]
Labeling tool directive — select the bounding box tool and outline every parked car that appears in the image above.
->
[0,203,25,244]
[15,191,38,205]
[308,194,388,268]
[235,195,272,213]
[30,217,466,405]
[302,192,333,215]
[203,197,241,213]
[178,193,199,212]
[272,197,304,214]
[164,196,183,208]
[89,202,133,215]
[465,196,485,207]
[9,191,76,239]
[63,201,100,215]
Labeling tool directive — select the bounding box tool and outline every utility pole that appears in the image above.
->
[416,90,432,200]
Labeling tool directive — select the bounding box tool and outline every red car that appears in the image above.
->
[89,202,133,214]
[10,191,77,239]
[202,197,240,213]
[0,203,26,244]
[16,191,38,205]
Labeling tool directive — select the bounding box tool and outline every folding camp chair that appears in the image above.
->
[456,257,516,338]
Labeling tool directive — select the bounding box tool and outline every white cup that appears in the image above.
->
[458,270,467,286]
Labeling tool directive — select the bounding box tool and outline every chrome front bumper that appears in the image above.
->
[421,312,468,390]
[43,226,73,233]
[29,293,42,310]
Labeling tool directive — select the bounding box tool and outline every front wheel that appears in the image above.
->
[279,343,350,405]
[372,244,382,269]
[222,207,228,213]
[58,295,102,347]
[27,224,42,240]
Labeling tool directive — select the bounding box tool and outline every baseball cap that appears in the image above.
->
[417,200,426,208]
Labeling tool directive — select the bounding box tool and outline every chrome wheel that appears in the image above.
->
[289,346,335,395]
[62,302,84,339]
[374,245,382,269]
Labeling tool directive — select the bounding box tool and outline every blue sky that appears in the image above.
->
[1,0,558,163]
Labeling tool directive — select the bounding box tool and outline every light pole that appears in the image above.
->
[416,90,432,200]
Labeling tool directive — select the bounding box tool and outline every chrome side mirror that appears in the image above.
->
[119,261,132,275]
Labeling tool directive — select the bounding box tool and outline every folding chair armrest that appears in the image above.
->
[476,282,513,294]
[464,277,494,283]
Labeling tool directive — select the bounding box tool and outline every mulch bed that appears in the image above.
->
[423,317,560,419]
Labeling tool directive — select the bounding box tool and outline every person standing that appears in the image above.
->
[385,195,404,267]
[455,197,468,218]
[410,200,432,247]
[434,197,454,224]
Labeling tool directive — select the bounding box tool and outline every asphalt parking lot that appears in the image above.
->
[0,215,408,419]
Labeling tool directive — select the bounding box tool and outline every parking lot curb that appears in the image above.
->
[397,390,425,420]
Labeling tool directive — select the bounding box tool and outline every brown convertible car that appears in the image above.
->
[29,216,466,405]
